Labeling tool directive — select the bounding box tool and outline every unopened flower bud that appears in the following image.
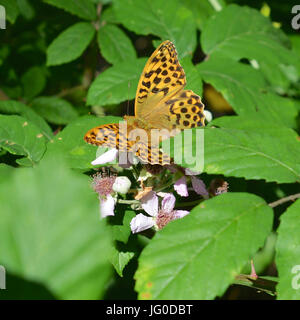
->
[204,110,213,123]
[112,176,131,194]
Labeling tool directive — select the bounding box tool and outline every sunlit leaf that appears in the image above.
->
[135,193,273,299]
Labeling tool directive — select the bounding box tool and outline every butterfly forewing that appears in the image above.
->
[135,41,205,130]
[135,41,186,120]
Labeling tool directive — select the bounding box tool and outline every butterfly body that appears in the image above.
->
[84,40,205,165]
[123,115,154,131]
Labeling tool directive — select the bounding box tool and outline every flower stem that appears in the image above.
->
[118,199,140,205]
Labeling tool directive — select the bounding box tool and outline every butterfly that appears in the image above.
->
[84,40,205,165]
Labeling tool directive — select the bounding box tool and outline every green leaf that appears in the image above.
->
[196,57,267,115]
[110,210,136,244]
[21,66,47,100]
[16,156,35,167]
[258,61,293,95]
[0,100,53,140]
[97,24,136,65]
[44,0,96,20]
[100,6,118,24]
[135,193,273,299]
[30,96,78,125]
[197,57,298,127]
[46,22,95,66]
[0,115,46,165]
[16,0,35,20]
[44,115,122,170]
[0,159,112,299]
[201,5,298,73]
[110,248,134,277]
[87,58,147,107]
[289,34,300,76]
[0,163,14,180]
[252,93,298,129]
[181,57,203,97]
[182,0,225,29]
[276,199,300,300]
[112,0,197,58]
[0,0,19,23]
[242,232,277,275]
[108,210,136,277]
[203,117,300,183]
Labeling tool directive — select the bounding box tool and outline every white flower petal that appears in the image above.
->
[157,192,168,197]
[161,193,176,213]
[99,194,116,218]
[174,176,189,197]
[204,110,213,122]
[130,214,155,233]
[173,210,190,219]
[113,176,131,194]
[91,148,118,165]
[141,191,158,217]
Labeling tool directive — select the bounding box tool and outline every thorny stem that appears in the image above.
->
[250,259,258,280]
[268,193,300,208]
[93,3,102,31]
[57,85,86,98]
[97,3,102,16]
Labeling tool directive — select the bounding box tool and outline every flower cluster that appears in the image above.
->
[90,145,227,233]
[130,192,189,233]
[92,171,131,218]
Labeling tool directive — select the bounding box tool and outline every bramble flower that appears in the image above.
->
[174,176,189,197]
[130,192,189,233]
[92,173,117,218]
[92,173,132,218]
[99,194,116,218]
[172,167,209,199]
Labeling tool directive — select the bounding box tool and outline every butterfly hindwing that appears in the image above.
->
[166,89,205,129]
[134,141,171,166]
[84,123,170,165]
[85,123,125,151]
